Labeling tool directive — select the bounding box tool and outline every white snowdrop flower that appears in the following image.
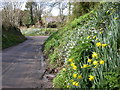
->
[82,41,84,43]
[108,31,112,35]
[94,30,98,33]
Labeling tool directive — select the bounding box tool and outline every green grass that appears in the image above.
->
[43,2,120,89]
[21,28,58,36]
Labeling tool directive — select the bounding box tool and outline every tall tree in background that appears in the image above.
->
[2,2,23,27]
[25,1,37,25]
[35,2,46,26]
[72,2,98,20]
[58,2,67,23]
[67,1,72,22]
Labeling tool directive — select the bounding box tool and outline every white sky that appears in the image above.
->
[21,2,68,16]
[51,8,59,16]
[51,7,68,16]
[21,2,26,10]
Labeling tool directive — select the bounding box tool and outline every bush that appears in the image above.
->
[47,22,57,28]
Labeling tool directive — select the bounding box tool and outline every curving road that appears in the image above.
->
[2,36,52,88]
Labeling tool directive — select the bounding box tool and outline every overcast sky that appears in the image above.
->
[21,2,68,16]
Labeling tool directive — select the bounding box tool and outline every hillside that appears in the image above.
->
[2,23,26,49]
[43,2,120,89]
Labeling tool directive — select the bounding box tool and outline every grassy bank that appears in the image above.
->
[2,25,26,49]
[43,2,120,89]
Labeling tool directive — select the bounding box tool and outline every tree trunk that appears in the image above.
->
[30,4,34,25]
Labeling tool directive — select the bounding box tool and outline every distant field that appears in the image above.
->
[21,28,58,36]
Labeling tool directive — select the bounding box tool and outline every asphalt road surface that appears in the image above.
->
[2,36,52,88]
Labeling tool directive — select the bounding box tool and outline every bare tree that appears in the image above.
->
[35,2,46,26]
[25,1,37,25]
[48,2,67,22]
[67,0,72,22]
[2,2,23,27]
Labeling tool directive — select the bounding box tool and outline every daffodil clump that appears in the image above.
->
[64,33,108,88]
[64,33,108,87]
[96,42,102,47]
[81,64,90,68]
[67,58,78,70]
[92,52,98,58]
[87,36,97,39]
[72,81,79,86]
[68,58,74,62]
[73,73,77,78]
[65,58,84,88]
[67,80,80,87]
[89,75,95,81]
[87,58,93,63]
[99,60,105,64]
[65,52,106,88]
[96,42,108,47]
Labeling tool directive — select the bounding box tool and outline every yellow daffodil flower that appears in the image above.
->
[67,85,70,88]
[72,82,79,86]
[96,42,102,47]
[94,65,98,68]
[73,65,77,70]
[71,63,75,67]
[87,36,91,39]
[93,60,99,65]
[92,52,98,58]
[93,36,96,39]
[100,32,103,34]
[100,28,103,31]
[102,44,108,47]
[114,17,119,20]
[72,82,76,85]
[68,58,73,62]
[87,58,92,63]
[62,68,66,71]
[70,79,74,82]
[89,75,95,81]
[106,10,109,14]
[81,64,89,68]
[73,73,77,78]
[100,60,105,64]
[75,82,79,86]
[78,75,82,79]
